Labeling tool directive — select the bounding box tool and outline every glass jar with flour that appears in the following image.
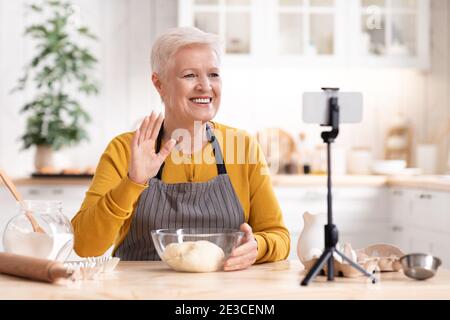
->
[2,200,73,262]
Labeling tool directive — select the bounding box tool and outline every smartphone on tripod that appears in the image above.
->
[302,92,363,125]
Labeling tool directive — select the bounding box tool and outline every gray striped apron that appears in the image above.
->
[114,124,245,261]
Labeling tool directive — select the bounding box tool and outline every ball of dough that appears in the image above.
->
[162,240,225,272]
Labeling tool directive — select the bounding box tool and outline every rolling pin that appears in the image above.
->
[0,252,74,283]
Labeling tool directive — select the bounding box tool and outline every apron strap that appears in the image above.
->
[155,122,227,180]
[155,122,165,180]
[206,124,227,175]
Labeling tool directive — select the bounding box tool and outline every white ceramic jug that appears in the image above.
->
[297,211,326,263]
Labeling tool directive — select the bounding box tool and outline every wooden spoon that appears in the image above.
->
[0,169,46,234]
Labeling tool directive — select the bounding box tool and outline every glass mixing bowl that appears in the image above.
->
[2,200,74,262]
[151,228,244,272]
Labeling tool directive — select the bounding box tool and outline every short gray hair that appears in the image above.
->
[151,27,222,76]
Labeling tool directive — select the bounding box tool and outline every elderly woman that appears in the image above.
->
[72,27,290,271]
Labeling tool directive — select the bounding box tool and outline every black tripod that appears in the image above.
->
[300,88,377,286]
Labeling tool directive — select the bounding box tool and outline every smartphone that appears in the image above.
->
[302,92,363,125]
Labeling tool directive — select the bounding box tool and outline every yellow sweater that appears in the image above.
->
[71,122,290,263]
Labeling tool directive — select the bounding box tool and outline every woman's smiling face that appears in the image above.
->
[154,44,222,125]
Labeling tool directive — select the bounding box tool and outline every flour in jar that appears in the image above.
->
[4,225,73,260]
[162,240,225,272]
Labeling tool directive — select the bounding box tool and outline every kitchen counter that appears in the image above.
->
[271,174,388,187]
[10,174,450,191]
[12,175,389,187]
[273,175,450,192]
[0,260,449,299]
[387,175,450,192]
[12,177,92,186]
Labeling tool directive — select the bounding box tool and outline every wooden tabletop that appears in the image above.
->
[0,260,449,300]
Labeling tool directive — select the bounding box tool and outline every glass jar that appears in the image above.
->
[311,145,327,175]
[2,200,74,262]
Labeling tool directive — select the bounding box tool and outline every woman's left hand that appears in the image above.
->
[224,223,258,271]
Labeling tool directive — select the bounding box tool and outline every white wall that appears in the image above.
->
[426,0,450,173]
[0,0,177,177]
[218,67,428,164]
[0,0,32,176]
[0,0,449,177]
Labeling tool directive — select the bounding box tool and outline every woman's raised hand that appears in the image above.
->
[128,112,176,184]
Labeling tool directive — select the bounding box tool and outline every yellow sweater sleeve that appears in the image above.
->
[244,135,291,263]
[71,133,147,257]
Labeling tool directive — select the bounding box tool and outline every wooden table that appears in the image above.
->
[0,260,449,300]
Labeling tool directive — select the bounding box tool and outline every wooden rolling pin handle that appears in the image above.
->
[0,169,46,233]
[0,252,72,283]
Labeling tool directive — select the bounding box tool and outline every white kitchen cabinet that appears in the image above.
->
[349,0,430,69]
[179,0,430,69]
[408,189,450,268]
[427,232,450,270]
[409,189,450,233]
[180,0,253,55]
[388,187,450,268]
[275,186,389,260]
[388,187,412,250]
[403,227,450,268]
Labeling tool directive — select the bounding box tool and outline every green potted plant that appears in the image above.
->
[12,0,99,172]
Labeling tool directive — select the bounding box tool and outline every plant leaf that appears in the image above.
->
[13,0,100,150]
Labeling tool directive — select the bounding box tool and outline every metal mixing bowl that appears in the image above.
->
[400,253,442,280]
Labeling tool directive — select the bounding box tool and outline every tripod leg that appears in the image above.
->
[334,250,377,284]
[301,249,333,286]
[327,253,334,281]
